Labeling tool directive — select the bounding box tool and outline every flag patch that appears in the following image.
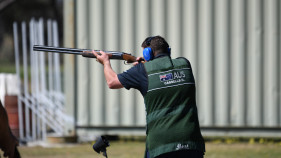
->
[159,73,173,82]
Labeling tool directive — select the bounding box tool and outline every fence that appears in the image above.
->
[13,18,71,143]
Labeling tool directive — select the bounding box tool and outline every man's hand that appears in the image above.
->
[92,50,123,89]
[133,57,145,66]
[92,50,109,65]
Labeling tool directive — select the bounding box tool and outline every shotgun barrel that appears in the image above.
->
[33,45,90,54]
[33,45,138,63]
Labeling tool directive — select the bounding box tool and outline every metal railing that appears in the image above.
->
[13,18,72,143]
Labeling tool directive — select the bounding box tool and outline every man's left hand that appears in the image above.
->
[92,50,109,65]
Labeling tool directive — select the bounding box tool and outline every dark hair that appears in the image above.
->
[141,36,170,55]
[141,36,154,48]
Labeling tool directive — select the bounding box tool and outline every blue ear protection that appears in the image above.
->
[143,37,154,61]
[168,48,171,56]
[143,47,171,61]
[143,47,153,61]
[143,36,171,61]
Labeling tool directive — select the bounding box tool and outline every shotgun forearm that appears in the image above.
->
[33,45,139,63]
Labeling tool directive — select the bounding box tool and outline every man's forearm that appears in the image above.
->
[103,61,123,89]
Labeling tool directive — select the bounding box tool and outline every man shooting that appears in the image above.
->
[93,36,205,158]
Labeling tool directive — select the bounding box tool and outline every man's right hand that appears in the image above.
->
[133,57,145,66]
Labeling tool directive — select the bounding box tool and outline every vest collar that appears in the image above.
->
[154,54,170,59]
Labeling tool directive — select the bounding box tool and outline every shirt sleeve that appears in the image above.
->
[117,63,148,96]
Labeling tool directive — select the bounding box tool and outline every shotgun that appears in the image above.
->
[33,45,141,64]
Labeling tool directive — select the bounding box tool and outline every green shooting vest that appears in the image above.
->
[144,56,205,158]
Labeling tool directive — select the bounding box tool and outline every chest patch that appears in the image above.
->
[147,68,194,92]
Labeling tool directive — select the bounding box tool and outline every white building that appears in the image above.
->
[63,0,281,139]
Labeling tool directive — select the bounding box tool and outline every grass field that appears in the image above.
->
[14,141,281,158]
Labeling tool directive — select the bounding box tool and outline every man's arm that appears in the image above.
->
[92,50,123,89]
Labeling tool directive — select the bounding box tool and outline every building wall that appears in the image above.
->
[64,0,281,136]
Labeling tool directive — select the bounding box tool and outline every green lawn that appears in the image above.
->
[14,141,281,158]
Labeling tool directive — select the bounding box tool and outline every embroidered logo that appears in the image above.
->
[159,71,186,85]
[176,144,189,150]
[159,73,173,82]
